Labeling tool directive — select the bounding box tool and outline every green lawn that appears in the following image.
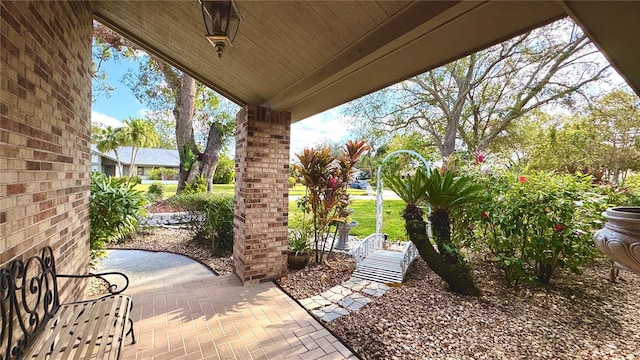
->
[288,184,369,197]
[136,182,406,240]
[210,183,235,195]
[288,199,407,242]
[134,183,234,197]
[134,183,178,196]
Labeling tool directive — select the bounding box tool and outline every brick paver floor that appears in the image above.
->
[116,259,357,360]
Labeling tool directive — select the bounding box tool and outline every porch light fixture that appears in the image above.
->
[201,0,242,58]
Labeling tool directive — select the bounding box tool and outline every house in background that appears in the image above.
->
[91,144,180,178]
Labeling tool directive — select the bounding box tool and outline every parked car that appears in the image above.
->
[349,179,370,189]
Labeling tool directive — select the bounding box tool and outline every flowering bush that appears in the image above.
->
[476,171,606,285]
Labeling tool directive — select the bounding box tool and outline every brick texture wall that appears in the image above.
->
[1,0,93,302]
[234,106,290,285]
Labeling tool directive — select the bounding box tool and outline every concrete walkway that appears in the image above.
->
[97,250,358,360]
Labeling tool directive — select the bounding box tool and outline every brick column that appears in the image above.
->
[234,106,290,285]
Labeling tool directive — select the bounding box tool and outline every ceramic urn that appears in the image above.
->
[593,206,640,274]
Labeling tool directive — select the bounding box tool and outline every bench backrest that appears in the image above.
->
[1,246,60,360]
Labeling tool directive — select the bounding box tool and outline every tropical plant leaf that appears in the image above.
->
[384,168,430,206]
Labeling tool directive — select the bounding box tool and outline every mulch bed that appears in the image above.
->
[147,199,183,213]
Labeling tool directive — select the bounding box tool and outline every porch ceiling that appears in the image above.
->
[91,1,639,122]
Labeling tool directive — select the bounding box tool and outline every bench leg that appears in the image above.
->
[127,318,136,344]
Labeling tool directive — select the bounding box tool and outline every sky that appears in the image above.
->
[91,57,352,158]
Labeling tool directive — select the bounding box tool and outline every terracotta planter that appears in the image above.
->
[593,207,640,274]
[287,251,311,270]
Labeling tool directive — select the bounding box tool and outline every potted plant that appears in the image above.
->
[288,229,311,270]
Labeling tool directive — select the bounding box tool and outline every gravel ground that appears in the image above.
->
[110,227,640,359]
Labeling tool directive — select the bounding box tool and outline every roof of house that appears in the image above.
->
[91,145,180,168]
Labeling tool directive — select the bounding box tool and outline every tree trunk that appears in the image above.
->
[129,147,139,177]
[114,150,123,176]
[175,75,197,193]
[429,209,459,265]
[403,204,481,296]
[198,125,224,191]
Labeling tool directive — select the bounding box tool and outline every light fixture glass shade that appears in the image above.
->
[201,0,241,57]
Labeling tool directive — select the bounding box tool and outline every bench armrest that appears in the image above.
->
[57,271,130,296]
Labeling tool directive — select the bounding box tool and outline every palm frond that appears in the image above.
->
[384,168,430,205]
[423,170,484,211]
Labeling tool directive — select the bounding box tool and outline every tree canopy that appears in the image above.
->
[345,19,611,159]
[92,22,238,192]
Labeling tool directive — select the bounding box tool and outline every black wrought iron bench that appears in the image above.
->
[1,247,135,359]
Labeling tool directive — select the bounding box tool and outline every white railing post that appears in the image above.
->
[352,233,384,265]
[400,241,419,275]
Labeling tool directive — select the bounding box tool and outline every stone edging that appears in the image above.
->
[300,277,391,322]
[142,212,190,226]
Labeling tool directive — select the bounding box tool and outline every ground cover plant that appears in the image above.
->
[169,193,234,255]
[134,183,178,196]
[146,182,165,202]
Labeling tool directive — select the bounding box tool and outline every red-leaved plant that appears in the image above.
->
[294,140,370,263]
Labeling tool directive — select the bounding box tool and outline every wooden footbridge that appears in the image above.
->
[351,233,419,285]
[350,149,427,285]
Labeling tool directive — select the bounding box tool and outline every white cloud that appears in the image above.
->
[290,107,352,159]
[91,110,125,128]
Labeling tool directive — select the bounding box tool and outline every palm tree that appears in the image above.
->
[423,170,484,263]
[384,168,482,296]
[95,126,126,176]
[122,118,159,176]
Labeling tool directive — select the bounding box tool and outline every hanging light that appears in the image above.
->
[201,0,242,58]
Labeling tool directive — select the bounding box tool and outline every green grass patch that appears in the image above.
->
[288,199,407,242]
[134,183,235,197]
[134,183,178,197]
[289,184,370,197]
[289,184,307,197]
[210,183,235,195]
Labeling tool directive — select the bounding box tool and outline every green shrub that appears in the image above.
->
[288,177,296,188]
[182,175,208,195]
[213,154,235,184]
[169,193,234,255]
[90,172,148,259]
[147,182,166,201]
[596,174,640,207]
[148,167,178,180]
[112,175,141,186]
[477,171,606,286]
[213,170,234,184]
[129,175,142,185]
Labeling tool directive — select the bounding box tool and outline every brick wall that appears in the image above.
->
[1,0,93,302]
[234,105,290,285]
